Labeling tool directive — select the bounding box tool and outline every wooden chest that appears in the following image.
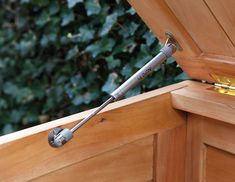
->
[1,0,235,181]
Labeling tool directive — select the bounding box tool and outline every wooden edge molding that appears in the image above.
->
[0,80,189,145]
[171,82,235,125]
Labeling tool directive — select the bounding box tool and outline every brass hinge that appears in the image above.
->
[214,83,235,90]
[214,83,235,96]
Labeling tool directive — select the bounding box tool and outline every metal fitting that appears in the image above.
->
[48,128,73,148]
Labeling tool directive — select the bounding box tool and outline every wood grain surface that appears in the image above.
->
[128,0,235,83]
[0,82,187,182]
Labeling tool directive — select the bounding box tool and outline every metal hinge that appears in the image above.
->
[214,83,235,95]
[214,83,235,90]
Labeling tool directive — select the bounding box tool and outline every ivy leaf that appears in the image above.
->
[78,25,95,42]
[66,46,79,61]
[127,7,136,15]
[67,0,83,8]
[3,82,18,97]
[0,99,8,109]
[113,38,137,54]
[2,124,14,135]
[121,63,133,79]
[166,57,175,65]
[40,33,57,47]
[175,72,190,81]
[61,10,75,26]
[102,73,119,93]
[85,38,115,58]
[99,13,118,37]
[105,55,120,69]
[118,22,139,38]
[49,2,60,15]
[134,44,152,68]
[125,85,141,98]
[148,71,164,88]
[35,11,50,27]
[70,74,87,89]
[32,0,49,6]
[83,91,99,104]
[85,0,101,16]
[143,31,156,46]
[10,110,23,124]
[72,95,84,106]
[16,88,34,104]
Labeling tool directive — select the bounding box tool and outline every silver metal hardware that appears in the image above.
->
[48,32,182,148]
[214,83,235,91]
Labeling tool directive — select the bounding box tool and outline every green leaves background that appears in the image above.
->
[0,0,187,135]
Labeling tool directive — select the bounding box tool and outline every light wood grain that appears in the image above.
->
[203,118,235,154]
[32,136,153,182]
[154,124,187,182]
[129,0,235,83]
[205,0,235,46]
[186,114,206,182]
[206,146,235,182]
[128,0,201,58]
[171,82,235,124]
[165,0,235,56]
[186,114,235,182]
[0,82,187,182]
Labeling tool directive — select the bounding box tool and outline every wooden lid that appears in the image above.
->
[129,0,235,84]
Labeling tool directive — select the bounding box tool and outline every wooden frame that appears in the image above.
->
[0,81,188,182]
[1,81,235,182]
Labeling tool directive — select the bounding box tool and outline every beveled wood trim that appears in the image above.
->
[171,82,235,125]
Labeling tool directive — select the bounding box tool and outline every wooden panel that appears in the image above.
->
[129,0,235,82]
[205,0,235,46]
[186,114,235,182]
[171,82,235,124]
[206,146,235,182]
[153,124,186,182]
[165,0,235,56]
[32,136,153,182]
[0,82,187,182]
[200,54,235,79]
[128,0,201,58]
[175,58,213,82]
[185,114,206,182]
[203,118,235,154]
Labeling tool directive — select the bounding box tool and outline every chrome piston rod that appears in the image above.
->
[48,32,181,148]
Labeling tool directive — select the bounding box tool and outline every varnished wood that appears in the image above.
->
[206,146,235,182]
[165,0,235,56]
[0,82,187,182]
[171,82,235,125]
[154,124,186,182]
[203,118,235,154]
[205,0,235,45]
[186,114,235,182]
[128,0,201,58]
[185,114,206,182]
[32,136,153,182]
[129,0,235,83]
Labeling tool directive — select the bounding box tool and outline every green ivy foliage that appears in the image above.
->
[0,0,187,135]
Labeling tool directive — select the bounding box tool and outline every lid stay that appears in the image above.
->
[48,32,182,148]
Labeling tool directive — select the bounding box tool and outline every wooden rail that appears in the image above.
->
[0,81,188,182]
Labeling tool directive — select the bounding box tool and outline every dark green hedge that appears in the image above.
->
[0,0,186,135]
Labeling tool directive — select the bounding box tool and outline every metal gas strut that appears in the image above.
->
[48,32,182,148]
